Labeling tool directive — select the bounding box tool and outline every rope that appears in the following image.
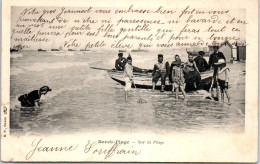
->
[133,82,147,104]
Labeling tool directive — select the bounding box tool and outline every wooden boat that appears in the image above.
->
[106,69,213,91]
[10,44,22,52]
[38,49,46,51]
[51,49,60,51]
[131,49,149,52]
[10,48,18,52]
[80,49,90,51]
[51,46,63,51]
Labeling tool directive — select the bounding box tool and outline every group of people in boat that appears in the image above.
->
[116,45,231,104]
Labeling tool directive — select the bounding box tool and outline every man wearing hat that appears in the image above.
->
[208,45,226,98]
[194,51,210,72]
[152,54,170,92]
[18,86,52,109]
[115,52,127,71]
[208,46,226,69]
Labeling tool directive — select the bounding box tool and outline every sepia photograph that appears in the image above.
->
[9,6,246,135]
[1,0,258,162]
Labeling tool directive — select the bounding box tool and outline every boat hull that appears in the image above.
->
[107,70,213,91]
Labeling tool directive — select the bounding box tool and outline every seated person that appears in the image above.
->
[115,53,127,71]
[152,54,170,92]
[115,53,146,73]
[18,86,52,109]
[194,51,210,72]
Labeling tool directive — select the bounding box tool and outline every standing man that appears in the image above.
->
[115,53,127,71]
[208,45,226,100]
[208,46,226,69]
[194,51,210,72]
[152,54,170,92]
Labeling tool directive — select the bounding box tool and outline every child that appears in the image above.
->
[18,86,52,109]
[210,59,231,104]
[124,56,133,101]
[171,60,186,100]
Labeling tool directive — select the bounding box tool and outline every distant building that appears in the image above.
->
[237,46,246,61]
[219,40,233,62]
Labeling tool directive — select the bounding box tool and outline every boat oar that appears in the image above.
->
[90,67,111,71]
[132,81,147,104]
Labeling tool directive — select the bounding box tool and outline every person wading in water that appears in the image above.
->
[18,86,52,109]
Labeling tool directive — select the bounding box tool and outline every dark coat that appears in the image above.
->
[208,51,226,68]
[194,56,209,72]
[115,57,127,71]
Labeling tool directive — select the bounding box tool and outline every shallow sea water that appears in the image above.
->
[10,50,245,135]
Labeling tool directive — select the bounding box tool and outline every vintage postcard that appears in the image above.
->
[1,0,258,162]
